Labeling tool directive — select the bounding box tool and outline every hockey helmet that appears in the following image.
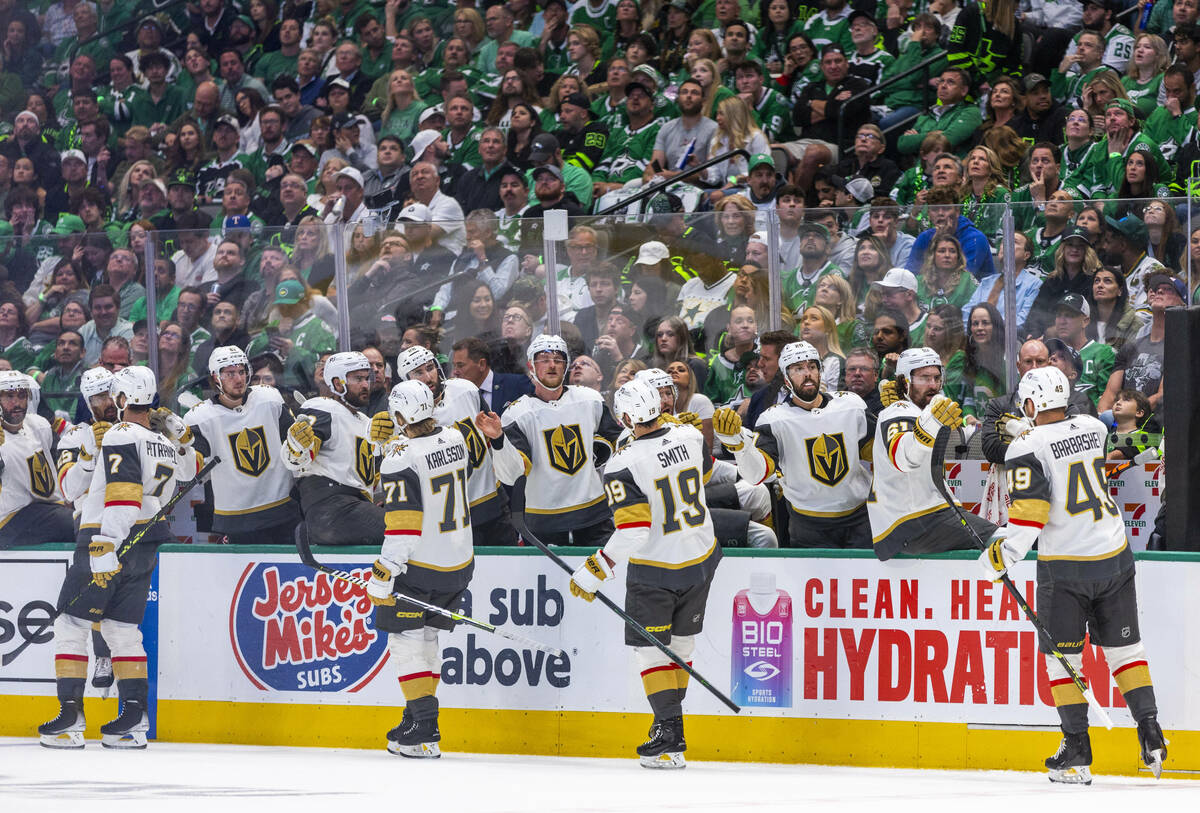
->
[1017,366,1071,420]
[636,367,674,392]
[111,366,157,415]
[0,369,31,392]
[323,351,372,395]
[79,367,115,401]
[526,333,569,364]
[613,378,661,429]
[389,379,435,426]
[895,347,942,383]
[395,345,439,380]
[208,345,251,382]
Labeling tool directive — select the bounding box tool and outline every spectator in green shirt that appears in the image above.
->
[897,68,983,156]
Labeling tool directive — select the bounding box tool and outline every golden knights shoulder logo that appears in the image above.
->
[27,452,55,498]
[354,436,377,484]
[804,432,848,486]
[543,424,586,475]
[228,426,270,477]
[454,417,487,469]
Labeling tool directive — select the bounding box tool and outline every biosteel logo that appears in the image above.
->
[229,563,388,692]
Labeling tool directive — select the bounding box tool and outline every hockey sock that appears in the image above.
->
[636,647,683,720]
[1105,643,1158,721]
[423,629,441,695]
[53,615,90,696]
[101,619,147,680]
[1045,651,1089,734]
[391,631,436,702]
[407,694,439,722]
[672,636,695,703]
[116,677,148,705]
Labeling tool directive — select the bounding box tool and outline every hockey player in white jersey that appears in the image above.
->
[635,368,777,549]
[980,367,1167,784]
[0,370,74,548]
[54,367,118,696]
[284,351,387,546]
[480,334,622,546]
[869,347,997,559]
[41,366,197,749]
[569,378,720,769]
[185,347,300,544]
[713,341,874,548]
[390,345,514,545]
[367,380,476,759]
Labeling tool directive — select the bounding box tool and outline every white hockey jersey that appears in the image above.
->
[56,421,97,508]
[97,421,195,542]
[1004,415,1130,580]
[739,392,873,517]
[867,400,955,551]
[602,423,720,588]
[186,386,299,532]
[379,426,474,591]
[0,414,63,528]
[492,385,622,531]
[289,396,377,496]
[434,378,501,524]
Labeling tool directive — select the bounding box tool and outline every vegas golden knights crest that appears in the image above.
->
[455,417,487,469]
[27,452,54,498]
[543,424,586,475]
[354,436,377,484]
[228,426,270,477]
[805,432,848,486]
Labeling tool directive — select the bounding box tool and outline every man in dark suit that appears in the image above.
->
[743,330,796,429]
[450,336,533,417]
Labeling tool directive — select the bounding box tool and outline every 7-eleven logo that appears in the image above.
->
[1124,503,1148,536]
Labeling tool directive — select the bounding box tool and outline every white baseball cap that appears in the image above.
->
[334,166,363,188]
[872,267,918,292]
[398,202,432,223]
[409,130,440,161]
[635,241,670,265]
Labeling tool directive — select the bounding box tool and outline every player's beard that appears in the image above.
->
[795,380,820,402]
[344,387,370,409]
[97,404,118,423]
[1,404,26,426]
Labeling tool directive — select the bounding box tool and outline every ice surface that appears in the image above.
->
[2,738,1196,813]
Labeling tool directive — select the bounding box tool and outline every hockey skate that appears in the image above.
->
[386,712,441,759]
[100,700,149,749]
[1137,716,1168,779]
[1045,731,1091,785]
[38,700,86,749]
[637,716,686,769]
[91,657,114,698]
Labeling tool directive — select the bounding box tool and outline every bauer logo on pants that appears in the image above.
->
[229,562,389,692]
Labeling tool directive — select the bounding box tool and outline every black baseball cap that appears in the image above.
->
[1045,338,1082,373]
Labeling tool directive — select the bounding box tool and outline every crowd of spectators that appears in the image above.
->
[0,0,1191,472]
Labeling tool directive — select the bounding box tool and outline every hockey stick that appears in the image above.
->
[511,512,742,714]
[931,428,1114,729]
[59,455,222,613]
[294,530,565,657]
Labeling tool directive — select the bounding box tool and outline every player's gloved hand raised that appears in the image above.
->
[915,395,963,447]
[879,379,900,408]
[979,535,1021,582]
[676,411,703,431]
[285,415,319,461]
[712,408,746,451]
[367,557,405,606]
[569,550,615,602]
[996,412,1032,441]
[370,411,395,444]
[150,408,193,448]
[88,534,122,588]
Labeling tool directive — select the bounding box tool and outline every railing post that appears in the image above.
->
[144,230,160,379]
[766,210,783,332]
[329,224,351,351]
[543,209,568,335]
[1001,203,1019,393]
